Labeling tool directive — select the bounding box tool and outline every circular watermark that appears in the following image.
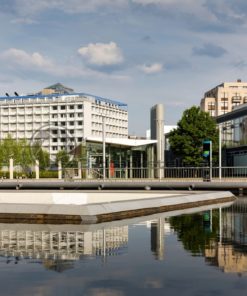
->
[30,123,74,168]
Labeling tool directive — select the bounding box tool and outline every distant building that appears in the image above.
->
[39,83,74,95]
[0,225,129,262]
[0,84,128,159]
[146,125,177,140]
[216,104,247,166]
[200,79,247,117]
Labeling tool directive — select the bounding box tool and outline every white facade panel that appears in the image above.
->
[0,93,128,159]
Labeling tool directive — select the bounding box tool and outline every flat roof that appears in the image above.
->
[216,104,247,123]
[0,92,127,107]
[86,137,157,147]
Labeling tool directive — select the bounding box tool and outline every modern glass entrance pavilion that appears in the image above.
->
[73,137,157,179]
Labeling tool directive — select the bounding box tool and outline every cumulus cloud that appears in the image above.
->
[1,48,53,68]
[192,43,227,58]
[139,63,163,74]
[0,48,87,77]
[0,48,129,81]
[78,42,124,67]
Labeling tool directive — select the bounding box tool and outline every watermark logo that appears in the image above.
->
[30,123,73,167]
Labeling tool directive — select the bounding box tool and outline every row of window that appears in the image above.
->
[52,104,83,110]
[51,113,83,118]
[91,116,127,125]
[52,146,74,151]
[92,127,128,133]
[1,121,83,126]
[52,137,83,143]
[92,122,127,128]
[52,130,76,135]
[91,106,127,117]
[91,114,127,121]
[53,121,83,126]
[229,85,247,88]
[0,114,83,121]
[0,104,83,112]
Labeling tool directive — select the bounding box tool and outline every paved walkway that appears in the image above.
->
[0,178,246,191]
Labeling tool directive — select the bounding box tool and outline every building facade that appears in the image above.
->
[0,90,128,159]
[200,79,247,117]
[216,104,247,167]
[0,224,128,263]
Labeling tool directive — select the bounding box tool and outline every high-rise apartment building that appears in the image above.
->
[0,84,128,159]
[200,79,247,117]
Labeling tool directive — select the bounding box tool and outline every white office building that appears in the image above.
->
[0,89,128,159]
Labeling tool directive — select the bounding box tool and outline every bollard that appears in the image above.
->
[9,158,14,180]
[78,161,82,179]
[35,159,39,180]
[58,160,62,180]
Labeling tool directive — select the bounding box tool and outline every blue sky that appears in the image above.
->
[1,0,247,135]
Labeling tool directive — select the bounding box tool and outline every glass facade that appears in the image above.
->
[73,141,155,179]
[222,115,247,148]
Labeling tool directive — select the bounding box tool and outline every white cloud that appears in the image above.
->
[0,48,129,81]
[139,63,163,74]
[0,48,86,77]
[13,0,127,16]
[78,42,124,66]
[1,48,53,68]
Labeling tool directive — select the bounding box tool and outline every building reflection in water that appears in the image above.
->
[0,226,128,271]
[0,201,240,272]
[151,218,165,260]
[205,198,247,275]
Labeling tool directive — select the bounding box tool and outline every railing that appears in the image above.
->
[64,166,247,180]
[4,165,247,181]
[164,167,247,180]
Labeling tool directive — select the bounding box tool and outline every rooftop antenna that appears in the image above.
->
[14,92,19,96]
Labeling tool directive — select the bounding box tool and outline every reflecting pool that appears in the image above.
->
[0,199,247,295]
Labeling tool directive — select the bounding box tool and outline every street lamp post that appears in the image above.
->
[219,124,222,180]
[102,115,106,180]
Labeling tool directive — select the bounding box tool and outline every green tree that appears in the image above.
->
[31,141,50,170]
[56,150,70,167]
[17,139,33,171]
[169,106,219,166]
[0,135,19,165]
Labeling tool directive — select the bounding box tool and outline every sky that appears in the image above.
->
[1,0,247,135]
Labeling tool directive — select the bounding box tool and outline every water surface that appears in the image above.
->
[0,199,246,295]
